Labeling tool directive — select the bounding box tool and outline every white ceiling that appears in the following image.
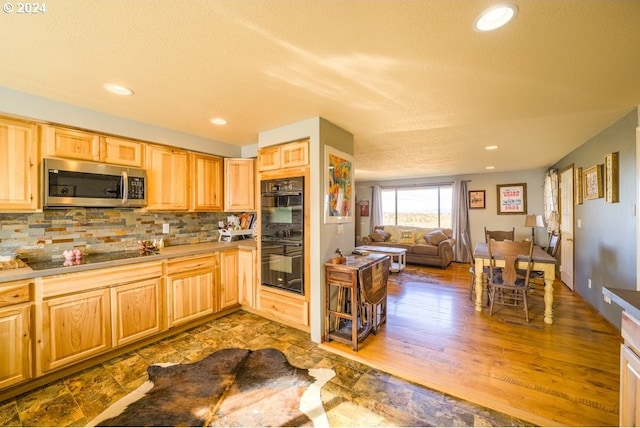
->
[2,1,640,181]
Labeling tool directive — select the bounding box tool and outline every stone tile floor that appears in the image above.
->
[0,311,533,427]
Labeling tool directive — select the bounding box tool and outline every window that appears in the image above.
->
[381,185,452,228]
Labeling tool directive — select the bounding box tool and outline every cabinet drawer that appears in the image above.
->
[42,261,163,298]
[166,254,217,275]
[326,268,354,286]
[622,311,640,356]
[259,289,308,326]
[0,281,31,308]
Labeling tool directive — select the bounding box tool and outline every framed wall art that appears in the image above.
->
[497,183,527,215]
[575,167,583,205]
[583,164,603,200]
[604,152,619,203]
[468,190,486,209]
[324,146,354,224]
[359,200,370,217]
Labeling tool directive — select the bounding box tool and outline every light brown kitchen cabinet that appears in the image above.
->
[39,261,163,373]
[100,136,144,167]
[167,254,218,326]
[238,248,256,308]
[620,311,640,426]
[0,117,38,211]
[257,139,308,172]
[190,153,223,211]
[224,158,255,211]
[43,126,145,167]
[220,250,239,310]
[146,144,189,210]
[41,288,111,372]
[43,125,100,162]
[259,288,309,328]
[0,279,32,389]
[111,278,162,347]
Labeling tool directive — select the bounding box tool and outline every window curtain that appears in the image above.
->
[543,169,560,234]
[452,180,470,262]
[369,185,383,233]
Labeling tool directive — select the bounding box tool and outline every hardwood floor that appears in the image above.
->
[320,262,621,427]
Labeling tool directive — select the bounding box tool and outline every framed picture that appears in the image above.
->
[359,200,370,217]
[575,167,583,205]
[583,164,603,200]
[468,190,486,209]
[497,183,527,215]
[324,146,354,224]
[604,152,619,203]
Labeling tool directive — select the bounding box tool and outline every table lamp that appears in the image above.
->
[524,214,545,242]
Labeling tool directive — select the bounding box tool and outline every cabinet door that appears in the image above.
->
[43,125,100,162]
[190,153,223,211]
[42,288,111,372]
[238,249,256,308]
[220,250,239,310]
[224,158,255,211]
[257,146,280,171]
[168,269,215,326]
[146,145,189,210]
[281,140,309,168]
[0,304,31,389]
[111,278,162,347]
[100,136,144,167]
[620,345,640,426]
[0,117,38,211]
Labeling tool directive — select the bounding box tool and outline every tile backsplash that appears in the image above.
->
[0,209,248,262]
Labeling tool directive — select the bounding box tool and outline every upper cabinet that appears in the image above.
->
[43,125,144,167]
[257,139,308,172]
[0,117,39,211]
[190,153,223,211]
[224,158,255,211]
[145,144,189,211]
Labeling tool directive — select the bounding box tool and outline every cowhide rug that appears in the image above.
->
[87,348,335,427]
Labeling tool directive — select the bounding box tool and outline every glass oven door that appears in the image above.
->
[261,241,303,295]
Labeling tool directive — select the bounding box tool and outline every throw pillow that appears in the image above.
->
[425,230,448,245]
[370,231,386,242]
[399,230,415,244]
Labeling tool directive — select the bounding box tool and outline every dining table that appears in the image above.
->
[473,242,558,324]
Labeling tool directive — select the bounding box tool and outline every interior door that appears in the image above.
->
[559,167,575,290]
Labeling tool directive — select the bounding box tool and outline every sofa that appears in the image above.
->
[361,225,456,268]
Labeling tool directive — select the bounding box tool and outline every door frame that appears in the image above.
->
[558,165,575,291]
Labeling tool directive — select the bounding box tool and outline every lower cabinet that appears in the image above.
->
[259,288,309,327]
[167,253,218,326]
[0,303,31,389]
[620,311,640,426]
[42,288,111,372]
[220,250,239,310]
[111,278,162,347]
[238,249,256,308]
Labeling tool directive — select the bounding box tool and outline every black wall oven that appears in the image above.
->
[260,176,304,295]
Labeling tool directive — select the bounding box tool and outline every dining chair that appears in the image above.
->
[528,231,561,288]
[487,239,534,322]
[484,227,515,242]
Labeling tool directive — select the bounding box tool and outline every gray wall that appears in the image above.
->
[552,108,638,327]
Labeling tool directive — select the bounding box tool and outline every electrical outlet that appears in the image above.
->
[588,278,591,289]
[162,223,170,234]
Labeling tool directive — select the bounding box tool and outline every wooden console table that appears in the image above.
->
[324,254,389,351]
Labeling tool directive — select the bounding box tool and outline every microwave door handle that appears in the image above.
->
[122,171,128,205]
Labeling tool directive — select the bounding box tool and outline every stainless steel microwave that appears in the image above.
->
[43,158,147,208]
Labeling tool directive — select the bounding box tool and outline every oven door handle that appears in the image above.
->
[261,240,302,247]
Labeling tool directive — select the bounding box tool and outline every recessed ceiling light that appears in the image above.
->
[210,118,228,126]
[485,145,499,150]
[475,4,518,32]
[103,83,134,96]
[485,166,496,170]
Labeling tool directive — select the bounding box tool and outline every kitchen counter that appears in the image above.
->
[603,286,640,322]
[0,240,257,283]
